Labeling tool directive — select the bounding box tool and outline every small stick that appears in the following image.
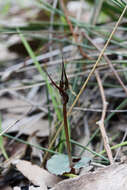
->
[95,70,114,164]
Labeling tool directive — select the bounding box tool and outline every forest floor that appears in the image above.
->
[1,1,127,190]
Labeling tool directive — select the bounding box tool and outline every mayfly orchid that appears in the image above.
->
[45,58,73,168]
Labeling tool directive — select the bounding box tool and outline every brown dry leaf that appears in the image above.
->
[0,143,27,170]
[2,113,49,137]
[13,160,61,188]
[51,163,127,190]
[0,98,30,114]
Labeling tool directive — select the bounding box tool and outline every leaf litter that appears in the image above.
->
[13,160,61,189]
[51,162,127,190]
[1,0,127,190]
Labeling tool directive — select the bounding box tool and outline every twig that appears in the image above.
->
[0,120,19,137]
[95,70,114,164]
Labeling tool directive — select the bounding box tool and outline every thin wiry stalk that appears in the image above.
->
[63,104,72,167]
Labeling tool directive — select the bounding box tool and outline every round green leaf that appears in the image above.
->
[46,154,71,175]
[74,157,91,169]
[47,154,91,175]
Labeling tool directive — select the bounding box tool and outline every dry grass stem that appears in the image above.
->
[95,70,114,164]
[114,130,127,161]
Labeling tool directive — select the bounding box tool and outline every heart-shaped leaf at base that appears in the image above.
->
[46,154,91,175]
[74,157,91,169]
[47,154,71,175]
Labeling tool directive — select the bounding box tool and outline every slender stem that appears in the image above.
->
[95,70,114,164]
[63,104,73,167]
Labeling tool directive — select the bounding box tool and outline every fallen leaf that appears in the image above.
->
[0,143,27,170]
[2,113,49,137]
[13,160,61,188]
[51,163,127,190]
[0,98,30,114]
